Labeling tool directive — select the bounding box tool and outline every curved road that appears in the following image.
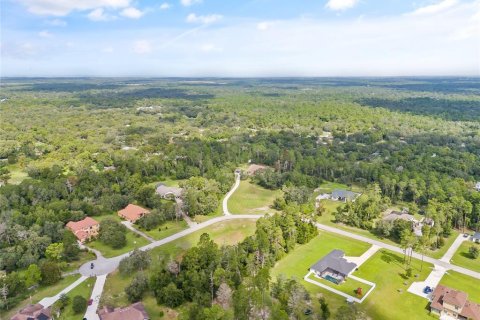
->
[222,171,241,215]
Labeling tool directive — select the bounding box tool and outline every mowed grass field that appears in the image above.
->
[271,231,436,319]
[101,219,258,318]
[228,179,282,215]
[450,241,480,273]
[139,220,189,240]
[439,271,480,303]
[58,276,96,320]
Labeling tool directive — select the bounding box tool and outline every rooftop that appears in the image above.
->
[66,217,99,232]
[331,189,360,201]
[310,249,357,276]
[430,285,480,320]
[98,302,149,320]
[118,204,150,222]
[155,184,183,197]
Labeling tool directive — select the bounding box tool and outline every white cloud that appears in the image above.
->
[186,13,222,24]
[180,0,202,7]
[47,19,67,26]
[325,0,359,11]
[410,0,458,15]
[160,3,171,10]
[38,30,53,38]
[200,43,223,52]
[257,21,274,31]
[87,8,113,21]
[133,40,152,54]
[120,7,144,19]
[17,0,130,16]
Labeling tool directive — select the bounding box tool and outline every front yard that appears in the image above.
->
[450,241,480,273]
[88,230,150,258]
[138,220,189,240]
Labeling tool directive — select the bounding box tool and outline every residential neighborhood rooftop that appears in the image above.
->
[118,204,150,223]
[155,184,183,198]
[430,285,480,320]
[331,189,360,201]
[66,217,99,232]
[98,302,149,320]
[10,303,51,320]
[310,249,357,276]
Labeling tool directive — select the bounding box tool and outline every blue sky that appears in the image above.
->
[1,0,479,76]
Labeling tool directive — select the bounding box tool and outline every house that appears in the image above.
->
[66,217,99,243]
[10,303,51,320]
[98,302,150,320]
[331,189,360,202]
[473,232,480,243]
[430,285,480,320]
[383,210,434,237]
[118,204,150,223]
[155,184,183,199]
[310,250,357,284]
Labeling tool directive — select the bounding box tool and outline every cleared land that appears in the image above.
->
[228,179,282,215]
[101,219,257,317]
[450,241,480,273]
[271,231,435,319]
[138,220,189,240]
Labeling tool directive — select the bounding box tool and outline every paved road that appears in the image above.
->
[121,221,155,242]
[222,172,241,215]
[440,234,469,263]
[84,274,107,320]
[314,223,480,280]
[80,214,263,276]
[39,276,88,308]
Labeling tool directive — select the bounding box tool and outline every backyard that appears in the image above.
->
[439,271,480,303]
[306,272,373,299]
[228,179,282,215]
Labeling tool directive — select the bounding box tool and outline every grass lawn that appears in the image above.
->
[306,273,373,298]
[1,275,81,320]
[316,181,362,194]
[449,241,480,273]
[88,231,150,258]
[439,271,480,303]
[138,220,189,240]
[228,179,282,215]
[148,178,187,188]
[101,219,257,316]
[58,276,96,320]
[271,231,371,313]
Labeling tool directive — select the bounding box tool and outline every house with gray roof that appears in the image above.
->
[331,189,361,202]
[473,232,480,243]
[310,249,357,284]
[155,184,183,199]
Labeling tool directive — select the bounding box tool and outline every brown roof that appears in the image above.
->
[246,164,268,175]
[430,285,480,320]
[10,304,51,320]
[462,301,480,320]
[443,289,468,308]
[98,302,149,320]
[66,217,99,233]
[118,204,150,222]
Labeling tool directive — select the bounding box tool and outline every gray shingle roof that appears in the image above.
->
[332,189,359,201]
[310,249,357,276]
[473,232,480,240]
[155,184,183,198]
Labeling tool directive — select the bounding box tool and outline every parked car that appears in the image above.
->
[88,299,93,306]
[423,286,433,294]
[90,262,94,269]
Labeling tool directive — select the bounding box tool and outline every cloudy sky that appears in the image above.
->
[1,0,479,76]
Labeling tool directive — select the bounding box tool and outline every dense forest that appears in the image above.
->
[1,77,480,317]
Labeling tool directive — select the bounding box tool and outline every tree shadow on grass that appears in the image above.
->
[459,252,475,260]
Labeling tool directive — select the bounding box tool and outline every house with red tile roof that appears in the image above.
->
[430,285,480,320]
[98,302,149,320]
[118,204,150,223]
[66,217,99,243]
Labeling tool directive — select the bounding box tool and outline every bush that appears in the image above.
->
[99,218,127,249]
[72,295,87,314]
[469,245,479,259]
[40,262,61,285]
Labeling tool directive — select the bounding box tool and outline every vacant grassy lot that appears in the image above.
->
[138,220,188,240]
[450,241,480,273]
[58,276,96,320]
[439,271,480,303]
[1,274,81,320]
[306,272,373,298]
[102,219,257,316]
[228,179,282,214]
[6,164,29,184]
[88,230,150,258]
